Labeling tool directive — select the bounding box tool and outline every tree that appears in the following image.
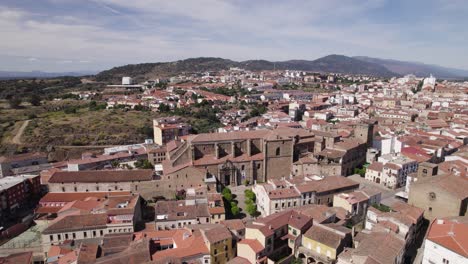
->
[29,94,41,106]
[290,257,303,264]
[245,189,256,202]
[158,103,170,112]
[246,202,258,217]
[8,97,22,109]
[222,187,233,202]
[230,202,240,216]
[354,167,366,177]
[134,159,154,169]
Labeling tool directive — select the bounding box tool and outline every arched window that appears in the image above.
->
[276,147,280,156]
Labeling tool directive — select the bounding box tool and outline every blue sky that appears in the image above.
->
[1,0,467,72]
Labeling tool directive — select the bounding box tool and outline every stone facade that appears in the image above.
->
[162,128,315,189]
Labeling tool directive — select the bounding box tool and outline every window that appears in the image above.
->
[50,235,53,241]
[93,231,96,237]
[443,259,450,264]
[74,186,77,192]
[62,187,65,192]
[429,207,432,212]
[72,233,76,239]
[84,232,87,238]
[276,147,280,156]
[65,234,69,239]
[58,234,61,240]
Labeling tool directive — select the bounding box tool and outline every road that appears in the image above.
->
[348,174,404,206]
[11,120,30,144]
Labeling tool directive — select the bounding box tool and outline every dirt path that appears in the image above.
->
[11,119,30,144]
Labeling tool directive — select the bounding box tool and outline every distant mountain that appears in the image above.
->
[0,70,97,79]
[95,55,397,83]
[354,56,468,79]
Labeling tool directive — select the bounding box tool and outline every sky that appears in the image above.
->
[1,0,468,72]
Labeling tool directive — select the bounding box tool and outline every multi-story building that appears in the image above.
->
[294,124,374,177]
[162,128,315,188]
[422,217,467,264]
[140,225,234,264]
[240,210,313,263]
[298,224,352,263]
[365,201,424,252]
[337,231,406,264]
[253,176,360,216]
[154,200,211,230]
[41,194,142,253]
[153,116,192,146]
[333,187,382,219]
[408,173,468,220]
[0,174,41,225]
[365,154,418,189]
[202,226,236,264]
[147,145,167,166]
[46,170,155,199]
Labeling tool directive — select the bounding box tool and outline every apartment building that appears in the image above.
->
[41,194,142,253]
[240,210,313,263]
[422,217,467,264]
[153,116,192,146]
[253,176,359,216]
[365,154,418,189]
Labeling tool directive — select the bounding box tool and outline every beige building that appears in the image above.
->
[254,176,360,216]
[241,210,313,263]
[333,187,382,218]
[46,170,156,199]
[298,224,352,263]
[153,116,191,146]
[408,173,468,220]
[162,128,315,189]
[41,194,141,253]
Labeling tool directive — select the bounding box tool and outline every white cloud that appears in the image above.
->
[0,1,467,71]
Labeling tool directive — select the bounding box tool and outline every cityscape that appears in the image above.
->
[0,1,467,264]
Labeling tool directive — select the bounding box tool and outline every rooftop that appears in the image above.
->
[427,217,468,257]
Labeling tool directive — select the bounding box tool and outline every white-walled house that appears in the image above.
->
[422,217,467,264]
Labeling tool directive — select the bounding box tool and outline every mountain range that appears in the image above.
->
[1,55,467,81]
[0,70,97,79]
[95,55,468,83]
[353,56,468,79]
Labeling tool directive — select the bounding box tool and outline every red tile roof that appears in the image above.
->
[427,217,468,257]
[239,239,264,253]
[48,170,153,183]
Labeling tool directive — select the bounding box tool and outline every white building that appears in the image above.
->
[372,134,402,155]
[423,74,436,87]
[365,154,418,189]
[122,76,133,85]
[422,217,467,264]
